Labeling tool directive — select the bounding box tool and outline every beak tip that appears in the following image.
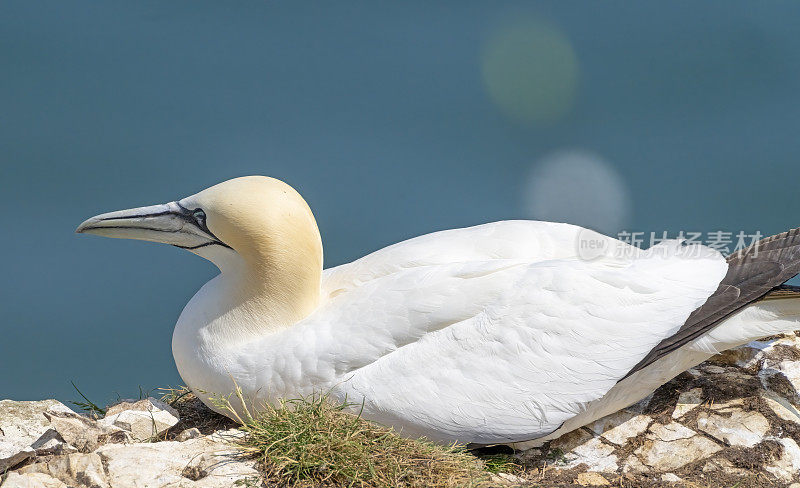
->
[75,218,96,234]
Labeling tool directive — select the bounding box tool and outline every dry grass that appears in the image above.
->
[216,387,494,488]
[158,386,236,439]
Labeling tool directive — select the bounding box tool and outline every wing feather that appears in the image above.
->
[622,227,800,380]
[284,239,727,444]
[322,221,637,296]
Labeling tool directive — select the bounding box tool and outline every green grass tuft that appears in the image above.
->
[479,454,520,474]
[69,381,106,417]
[217,387,491,488]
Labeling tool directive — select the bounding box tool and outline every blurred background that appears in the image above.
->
[2,1,800,406]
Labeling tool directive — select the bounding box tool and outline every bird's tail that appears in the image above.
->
[624,228,800,379]
[688,284,800,354]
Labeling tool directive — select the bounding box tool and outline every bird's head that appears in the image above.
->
[76,176,323,278]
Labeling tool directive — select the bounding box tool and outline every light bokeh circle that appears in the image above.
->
[481,18,579,125]
[524,150,632,235]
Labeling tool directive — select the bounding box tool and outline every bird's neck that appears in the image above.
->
[240,253,322,327]
[172,252,322,395]
[184,240,323,350]
[220,248,321,340]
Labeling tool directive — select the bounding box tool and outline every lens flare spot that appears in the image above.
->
[481,18,579,125]
[524,150,631,235]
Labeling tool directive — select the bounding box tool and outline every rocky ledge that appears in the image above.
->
[0,396,254,488]
[514,333,800,486]
[3,335,800,487]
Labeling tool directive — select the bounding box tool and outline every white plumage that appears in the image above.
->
[77,176,800,446]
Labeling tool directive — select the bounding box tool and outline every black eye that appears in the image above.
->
[192,209,206,226]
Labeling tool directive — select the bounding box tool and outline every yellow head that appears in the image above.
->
[76,176,323,321]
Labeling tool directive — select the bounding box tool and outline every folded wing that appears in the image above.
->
[282,225,729,444]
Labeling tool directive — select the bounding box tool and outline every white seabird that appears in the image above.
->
[76,176,800,447]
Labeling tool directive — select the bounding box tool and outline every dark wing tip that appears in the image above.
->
[620,226,800,381]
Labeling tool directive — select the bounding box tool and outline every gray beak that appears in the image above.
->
[76,201,229,250]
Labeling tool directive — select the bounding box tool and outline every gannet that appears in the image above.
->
[76,176,800,447]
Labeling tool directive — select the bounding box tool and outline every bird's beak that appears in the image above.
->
[76,202,229,250]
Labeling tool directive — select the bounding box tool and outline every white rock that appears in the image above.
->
[606,415,651,446]
[0,400,75,470]
[647,422,695,442]
[560,437,618,473]
[29,430,77,457]
[17,453,109,488]
[661,473,682,483]
[672,388,704,419]
[9,430,253,488]
[99,397,179,442]
[208,429,246,442]
[764,437,800,482]
[547,428,618,472]
[696,410,769,448]
[621,454,649,474]
[105,397,178,418]
[0,472,68,488]
[635,436,721,472]
[0,440,35,472]
[634,423,722,471]
[44,410,128,452]
[587,411,651,446]
[103,411,173,442]
[95,432,259,488]
[0,400,73,443]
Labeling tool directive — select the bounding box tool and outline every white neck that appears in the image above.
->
[183,240,323,346]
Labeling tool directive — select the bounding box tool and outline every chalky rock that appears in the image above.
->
[633,422,721,471]
[0,400,75,471]
[0,472,68,488]
[17,453,108,488]
[696,409,769,448]
[95,430,259,488]
[519,336,800,485]
[0,441,35,474]
[44,410,129,453]
[100,397,180,441]
[764,437,800,482]
[1,430,257,488]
